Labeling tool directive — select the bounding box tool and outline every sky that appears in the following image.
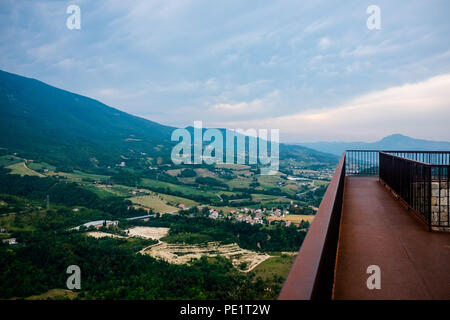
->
[0,0,449,142]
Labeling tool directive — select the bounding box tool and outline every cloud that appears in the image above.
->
[1,0,450,139]
[318,37,331,49]
[304,19,333,34]
[208,90,280,116]
[211,74,450,142]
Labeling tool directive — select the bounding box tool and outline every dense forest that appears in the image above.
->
[0,231,276,299]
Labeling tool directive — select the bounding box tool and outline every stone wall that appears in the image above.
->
[431,181,449,231]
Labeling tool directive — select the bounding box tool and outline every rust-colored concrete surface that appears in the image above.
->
[333,177,450,300]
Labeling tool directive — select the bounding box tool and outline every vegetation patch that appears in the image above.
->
[5,162,44,177]
[25,288,79,300]
[252,253,297,283]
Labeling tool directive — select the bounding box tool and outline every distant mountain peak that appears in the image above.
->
[297,134,450,155]
[380,134,415,142]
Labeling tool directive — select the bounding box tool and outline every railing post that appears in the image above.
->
[427,165,432,232]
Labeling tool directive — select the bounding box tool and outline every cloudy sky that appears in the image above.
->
[1,0,449,142]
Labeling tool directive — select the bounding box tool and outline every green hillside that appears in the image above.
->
[0,70,175,169]
[0,70,337,171]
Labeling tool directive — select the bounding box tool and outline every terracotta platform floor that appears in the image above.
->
[333,177,450,300]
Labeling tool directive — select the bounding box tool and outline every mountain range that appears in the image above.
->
[0,70,337,170]
[297,134,450,156]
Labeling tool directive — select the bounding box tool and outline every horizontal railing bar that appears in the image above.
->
[380,151,450,167]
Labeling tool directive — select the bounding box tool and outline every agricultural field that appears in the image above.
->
[165,169,181,176]
[56,170,109,183]
[194,168,217,177]
[91,184,135,198]
[314,180,329,186]
[251,194,279,202]
[141,178,218,199]
[267,214,315,224]
[5,162,44,177]
[226,176,253,189]
[0,155,22,167]
[158,193,198,208]
[27,161,56,172]
[128,194,178,213]
[250,194,294,204]
[215,163,251,170]
[252,253,297,281]
[257,174,286,187]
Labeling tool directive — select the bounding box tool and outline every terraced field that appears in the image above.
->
[141,242,271,272]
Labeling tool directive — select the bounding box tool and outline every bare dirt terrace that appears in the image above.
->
[85,231,126,239]
[126,226,170,240]
[140,242,271,272]
[86,227,271,272]
[86,227,169,241]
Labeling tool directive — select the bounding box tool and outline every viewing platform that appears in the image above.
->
[279,151,450,300]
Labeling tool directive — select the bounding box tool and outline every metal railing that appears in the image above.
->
[279,153,346,300]
[280,150,449,300]
[379,151,450,230]
[382,151,450,166]
[346,150,379,176]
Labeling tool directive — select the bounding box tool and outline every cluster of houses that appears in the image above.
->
[205,207,293,226]
[208,208,220,219]
[234,212,264,225]
[2,238,18,245]
[289,168,334,181]
[1,227,18,245]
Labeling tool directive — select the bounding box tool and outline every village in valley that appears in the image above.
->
[0,148,333,299]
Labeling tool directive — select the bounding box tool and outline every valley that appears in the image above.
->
[0,70,337,300]
[0,149,333,299]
